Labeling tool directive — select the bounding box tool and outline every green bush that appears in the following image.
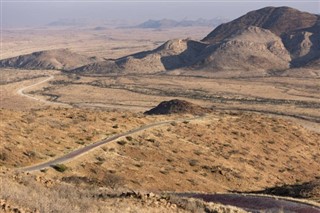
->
[51,164,68,172]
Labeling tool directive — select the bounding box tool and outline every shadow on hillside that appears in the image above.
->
[233,179,320,201]
[160,40,207,70]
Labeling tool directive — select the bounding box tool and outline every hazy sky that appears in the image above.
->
[2,0,319,28]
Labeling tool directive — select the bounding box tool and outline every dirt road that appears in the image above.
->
[16,75,70,107]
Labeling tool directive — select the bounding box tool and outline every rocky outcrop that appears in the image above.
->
[144,99,211,115]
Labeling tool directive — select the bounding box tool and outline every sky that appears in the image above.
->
[1,0,319,28]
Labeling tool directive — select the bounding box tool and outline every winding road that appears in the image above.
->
[17,75,69,107]
[20,116,204,172]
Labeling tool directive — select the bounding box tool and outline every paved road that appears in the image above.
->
[20,116,204,172]
[178,193,320,213]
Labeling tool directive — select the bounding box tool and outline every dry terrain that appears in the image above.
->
[1,12,320,212]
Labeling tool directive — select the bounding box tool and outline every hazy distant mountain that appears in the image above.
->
[47,19,87,27]
[133,18,228,29]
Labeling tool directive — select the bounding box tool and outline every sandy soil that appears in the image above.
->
[0,27,319,212]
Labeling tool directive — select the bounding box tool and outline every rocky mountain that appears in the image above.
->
[201,6,320,69]
[2,7,318,74]
[0,49,99,71]
[195,26,291,71]
[202,6,319,43]
[73,6,319,75]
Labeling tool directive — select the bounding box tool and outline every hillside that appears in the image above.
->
[1,107,319,199]
[202,6,320,69]
[74,39,207,74]
[281,20,320,67]
[0,49,99,71]
[195,26,291,71]
[202,6,319,43]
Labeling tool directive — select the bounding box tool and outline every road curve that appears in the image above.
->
[17,75,69,107]
[177,193,320,213]
[19,116,204,172]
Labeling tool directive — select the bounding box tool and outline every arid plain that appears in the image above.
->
[1,9,320,213]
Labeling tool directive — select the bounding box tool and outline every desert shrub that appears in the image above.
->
[146,138,155,143]
[117,140,127,146]
[194,150,202,156]
[51,164,68,172]
[101,173,123,190]
[166,158,174,163]
[160,169,169,175]
[189,159,198,167]
[126,136,133,141]
[96,156,105,162]
[0,152,7,161]
[76,140,85,145]
[23,150,36,157]
[171,121,177,126]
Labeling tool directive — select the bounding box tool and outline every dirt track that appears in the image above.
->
[16,75,70,107]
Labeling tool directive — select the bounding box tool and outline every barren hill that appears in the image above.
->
[74,39,207,74]
[116,39,207,72]
[144,99,211,115]
[72,60,122,74]
[0,49,99,71]
[201,6,320,69]
[202,6,319,44]
[195,26,291,71]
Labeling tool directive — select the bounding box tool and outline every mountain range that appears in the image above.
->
[132,18,228,29]
[1,6,319,75]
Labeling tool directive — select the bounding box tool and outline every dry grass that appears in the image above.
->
[62,112,319,194]
[0,107,179,168]
[0,168,248,213]
[1,107,318,199]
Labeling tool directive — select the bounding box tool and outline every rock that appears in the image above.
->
[144,99,211,115]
